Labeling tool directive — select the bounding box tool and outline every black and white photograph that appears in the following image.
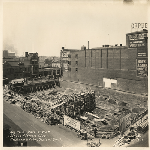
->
[2,0,149,147]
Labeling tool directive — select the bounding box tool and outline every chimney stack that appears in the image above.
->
[88,41,89,49]
[25,52,28,57]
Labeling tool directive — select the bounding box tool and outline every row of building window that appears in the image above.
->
[68,54,78,59]
[68,68,78,72]
[68,61,78,65]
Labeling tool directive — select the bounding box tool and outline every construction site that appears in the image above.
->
[3,77,148,147]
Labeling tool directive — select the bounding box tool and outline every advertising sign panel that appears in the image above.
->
[62,51,69,58]
[63,63,68,71]
[137,47,147,57]
[64,115,80,131]
[137,58,148,77]
[127,32,147,48]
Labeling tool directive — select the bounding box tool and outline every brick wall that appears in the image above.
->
[62,47,148,94]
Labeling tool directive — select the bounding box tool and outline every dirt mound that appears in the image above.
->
[118,101,127,106]
[93,107,106,118]
[132,107,145,113]
[64,88,74,95]
[121,107,131,114]
[108,99,116,105]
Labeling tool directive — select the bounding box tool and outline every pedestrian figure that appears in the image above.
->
[99,138,100,144]
[94,128,97,138]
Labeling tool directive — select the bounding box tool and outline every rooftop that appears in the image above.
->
[92,46,127,49]
[126,29,148,35]
[62,49,80,51]
[7,61,20,67]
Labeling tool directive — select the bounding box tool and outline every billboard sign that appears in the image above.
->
[137,58,148,77]
[127,32,147,48]
[137,47,147,57]
[64,115,80,131]
[129,40,145,48]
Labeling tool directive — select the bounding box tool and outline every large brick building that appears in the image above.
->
[3,61,25,80]
[3,52,39,81]
[60,29,148,94]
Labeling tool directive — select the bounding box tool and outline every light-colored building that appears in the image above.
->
[3,50,15,58]
[39,56,48,68]
[52,60,60,68]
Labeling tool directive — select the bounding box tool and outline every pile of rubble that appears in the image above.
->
[3,87,96,126]
[3,86,148,142]
[113,130,142,147]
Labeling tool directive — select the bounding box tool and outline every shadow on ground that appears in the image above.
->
[3,114,41,147]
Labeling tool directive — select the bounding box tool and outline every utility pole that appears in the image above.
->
[108,34,110,45]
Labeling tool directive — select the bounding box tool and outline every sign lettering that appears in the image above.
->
[64,115,80,131]
[131,23,148,29]
[62,51,69,58]
[137,58,148,77]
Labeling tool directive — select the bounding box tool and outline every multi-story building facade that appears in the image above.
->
[39,56,47,69]
[3,51,39,81]
[60,47,80,76]
[52,58,61,68]
[20,52,39,78]
[3,50,16,63]
[3,61,25,81]
[3,50,15,58]
[60,29,148,94]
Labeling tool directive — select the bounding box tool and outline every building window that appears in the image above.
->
[75,54,78,59]
[76,68,78,72]
[57,70,60,75]
[68,61,71,65]
[76,61,78,65]
[68,54,71,58]
[68,67,71,71]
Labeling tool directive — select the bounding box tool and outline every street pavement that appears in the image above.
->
[3,100,88,147]
[3,100,149,147]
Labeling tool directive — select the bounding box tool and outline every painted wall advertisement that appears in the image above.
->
[137,47,147,57]
[137,58,148,77]
[64,115,80,131]
[63,63,68,72]
[62,51,69,58]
